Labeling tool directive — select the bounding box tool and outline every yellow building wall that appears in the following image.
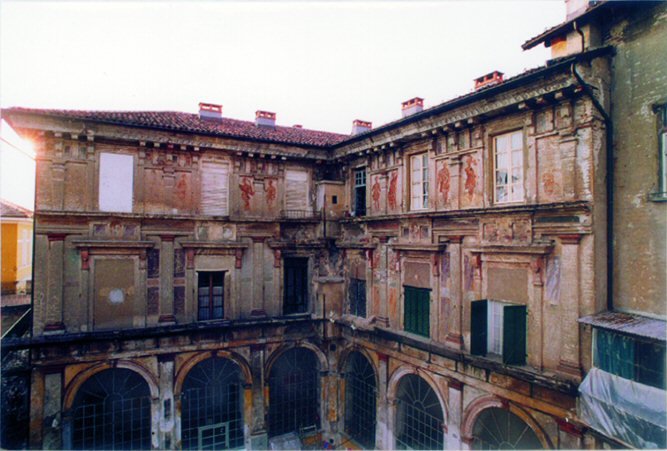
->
[1,223,18,291]
[16,222,33,288]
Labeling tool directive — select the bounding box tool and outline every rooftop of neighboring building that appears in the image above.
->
[0,199,32,219]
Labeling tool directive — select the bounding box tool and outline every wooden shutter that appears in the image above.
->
[404,286,430,337]
[201,162,229,216]
[285,169,309,211]
[502,304,526,365]
[471,300,488,355]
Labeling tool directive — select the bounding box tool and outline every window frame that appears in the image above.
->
[197,271,225,321]
[353,168,367,216]
[403,285,430,337]
[650,104,667,201]
[348,278,367,318]
[493,130,524,204]
[470,299,527,365]
[283,257,309,315]
[410,153,429,211]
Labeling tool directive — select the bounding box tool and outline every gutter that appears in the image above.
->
[571,22,614,311]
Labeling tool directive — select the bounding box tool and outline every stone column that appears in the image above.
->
[158,356,175,449]
[42,371,63,449]
[251,238,266,315]
[556,418,585,449]
[385,396,397,450]
[529,256,545,370]
[375,353,389,449]
[249,345,268,450]
[445,237,464,349]
[321,370,339,441]
[44,234,66,333]
[159,236,175,324]
[558,235,582,378]
[445,379,463,450]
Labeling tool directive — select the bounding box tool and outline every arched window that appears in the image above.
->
[180,358,244,450]
[268,348,320,437]
[344,352,377,448]
[472,407,542,449]
[395,374,444,450]
[71,368,151,450]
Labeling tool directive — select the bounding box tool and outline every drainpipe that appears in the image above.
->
[571,20,614,311]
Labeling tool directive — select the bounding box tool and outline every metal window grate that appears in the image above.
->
[395,374,444,450]
[472,407,542,449]
[268,348,320,437]
[344,352,376,449]
[181,358,244,450]
[71,369,151,450]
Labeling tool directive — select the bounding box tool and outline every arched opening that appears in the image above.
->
[70,368,151,450]
[268,347,320,437]
[344,351,377,448]
[472,407,543,449]
[395,374,444,450]
[180,357,244,450]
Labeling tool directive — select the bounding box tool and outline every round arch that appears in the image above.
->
[63,360,158,411]
[342,349,379,449]
[264,341,328,376]
[461,395,553,449]
[338,344,379,384]
[174,350,252,398]
[387,365,448,421]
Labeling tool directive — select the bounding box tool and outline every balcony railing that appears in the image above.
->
[280,209,321,221]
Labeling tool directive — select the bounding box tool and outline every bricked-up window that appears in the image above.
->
[494,131,524,203]
[348,278,366,317]
[197,271,224,320]
[99,153,133,212]
[651,105,667,201]
[354,168,366,216]
[404,286,430,337]
[471,300,526,365]
[594,328,666,389]
[285,169,309,212]
[410,153,429,210]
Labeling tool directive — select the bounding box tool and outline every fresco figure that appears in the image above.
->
[265,178,277,206]
[388,171,398,210]
[240,177,255,210]
[371,177,381,211]
[437,162,450,204]
[464,155,477,200]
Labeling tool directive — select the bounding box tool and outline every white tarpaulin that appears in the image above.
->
[579,368,667,448]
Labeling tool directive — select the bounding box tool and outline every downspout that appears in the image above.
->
[571,20,614,311]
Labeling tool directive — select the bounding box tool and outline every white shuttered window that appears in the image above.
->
[201,161,229,216]
[285,169,309,211]
[410,153,429,210]
[99,153,134,212]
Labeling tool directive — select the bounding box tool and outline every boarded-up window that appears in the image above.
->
[94,258,136,330]
[201,162,229,216]
[99,153,133,212]
[285,170,309,211]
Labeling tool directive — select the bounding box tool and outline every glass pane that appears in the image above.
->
[496,135,508,152]
[199,287,209,296]
[213,286,223,295]
[511,131,523,150]
[512,167,522,182]
[512,149,523,166]
[496,186,507,202]
[512,183,524,200]
[496,170,508,186]
[496,152,509,170]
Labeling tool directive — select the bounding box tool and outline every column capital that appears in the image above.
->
[558,234,583,245]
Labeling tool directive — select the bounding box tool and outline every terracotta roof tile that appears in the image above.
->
[0,199,32,218]
[2,108,348,148]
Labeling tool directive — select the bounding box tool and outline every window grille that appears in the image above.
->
[472,407,542,449]
[181,358,244,450]
[71,369,151,450]
[268,348,320,437]
[395,374,444,450]
[344,352,377,448]
[348,278,367,318]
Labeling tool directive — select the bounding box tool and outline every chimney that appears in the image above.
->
[293,124,303,129]
[351,119,372,135]
[255,110,276,128]
[474,71,504,91]
[401,97,424,118]
[199,102,223,121]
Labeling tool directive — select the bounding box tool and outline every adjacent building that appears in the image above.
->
[1,1,664,449]
[1,199,33,295]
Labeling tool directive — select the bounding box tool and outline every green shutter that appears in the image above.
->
[470,300,488,356]
[502,304,526,365]
[404,286,430,338]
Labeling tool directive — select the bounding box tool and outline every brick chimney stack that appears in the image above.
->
[474,71,504,91]
[199,102,223,121]
[255,111,276,128]
[401,97,424,118]
[351,119,372,135]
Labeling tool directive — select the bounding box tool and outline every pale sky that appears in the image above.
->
[0,0,564,209]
